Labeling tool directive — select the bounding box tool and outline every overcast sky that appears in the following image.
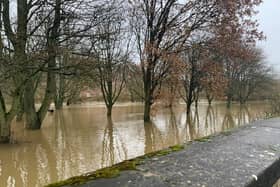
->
[257,0,280,74]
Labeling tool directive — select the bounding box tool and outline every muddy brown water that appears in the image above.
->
[0,102,271,187]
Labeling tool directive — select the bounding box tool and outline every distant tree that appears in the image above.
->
[129,0,216,121]
[200,0,265,107]
[213,19,264,107]
[160,73,181,108]
[156,54,182,108]
[221,46,271,106]
[200,55,227,105]
[233,48,272,104]
[129,0,263,122]
[89,1,130,116]
[126,62,144,102]
[54,52,89,109]
[180,42,204,115]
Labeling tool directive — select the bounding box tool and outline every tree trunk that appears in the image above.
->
[0,119,10,143]
[0,90,21,143]
[240,97,246,105]
[24,49,56,130]
[24,0,60,130]
[143,84,152,122]
[208,98,213,105]
[24,80,41,129]
[226,97,232,108]
[186,99,192,116]
[144,99,151,122]
[16,95,24,122]
[25,110,41,130]
[207,94,213,105]
[36,59,56,128]
[186,66,196,116]
[55,97,63,110]
[24,68,56,130]
[186,81,194,115]
[107,105,112,117]
[143,69,152,122]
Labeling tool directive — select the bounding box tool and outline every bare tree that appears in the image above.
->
[0,0,48,141]
[126,62,144,102]
[234,48,272,104]
[0,0,109,142]
[23,0,62,129]
[128,0,235,122]
[180,42,204,115]
[89,1,130,116]
[22,0,108,129]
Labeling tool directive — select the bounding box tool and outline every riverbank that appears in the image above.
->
[47,117,280,187]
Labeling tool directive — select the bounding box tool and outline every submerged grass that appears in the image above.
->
[195,135,213,142]
[194,130,233,143]
[45,144,185,187]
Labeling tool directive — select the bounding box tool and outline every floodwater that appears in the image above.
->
[0,102,271,187]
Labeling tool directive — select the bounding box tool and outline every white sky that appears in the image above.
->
[257,0,280,74]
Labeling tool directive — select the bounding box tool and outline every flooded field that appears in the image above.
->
[0,102,271,186]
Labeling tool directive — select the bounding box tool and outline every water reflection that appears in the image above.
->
[222,108,235,131]
[237,105,251,126]
[0,102,270,186]
[144,121,165,154]
[167,108,180,145]
[0,127,57,187]
[101,117,128,167]
[205,105,217,135]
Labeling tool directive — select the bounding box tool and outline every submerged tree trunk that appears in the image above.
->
[226,96,232,108]
[0,90,21,143]
[206,93,213,105]
[32,50,57,130]
[208,98,213,105]
[186,99,192,116]
[0,118,10,143]
[143,67,152,122]
[24,74,56,130]
[24,0,60,130]
[239,97,247,105]
[144,99,151,122]
[106,105,112,117]
[143,85,152,121]
[29,64,56,130]
[194,95,198,108]
[186,75,195,116]
[16,95,24,122]
[24,72,55,130]
[24,80,41,129]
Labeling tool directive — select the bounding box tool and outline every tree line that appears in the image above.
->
[0,0,272,143]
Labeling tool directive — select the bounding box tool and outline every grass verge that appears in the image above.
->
[46,144,185,187]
